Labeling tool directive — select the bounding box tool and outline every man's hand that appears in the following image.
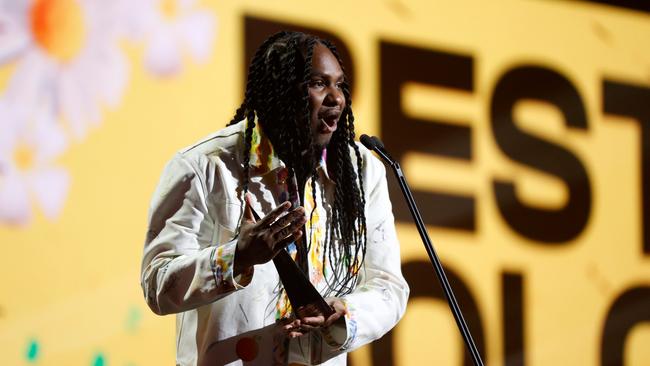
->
[282,298,347,338]
[234,194,306,275]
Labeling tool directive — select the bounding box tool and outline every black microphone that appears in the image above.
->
[371,136,385,150]
[360,134,394,164]
[360,134,376,150]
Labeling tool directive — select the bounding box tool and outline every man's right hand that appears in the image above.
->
[234,194,305,275]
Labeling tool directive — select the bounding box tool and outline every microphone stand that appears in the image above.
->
[360,135,485,366]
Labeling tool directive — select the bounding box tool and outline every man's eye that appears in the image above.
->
[310,80,325,87]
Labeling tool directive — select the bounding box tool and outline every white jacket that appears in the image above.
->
[141,121,409,365]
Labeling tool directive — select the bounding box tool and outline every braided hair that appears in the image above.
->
[228,31,367,296]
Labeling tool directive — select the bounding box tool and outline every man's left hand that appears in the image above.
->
[282,298,347,338]
[295,297,347,332]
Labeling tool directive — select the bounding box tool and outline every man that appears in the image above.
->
[141,31,409,365]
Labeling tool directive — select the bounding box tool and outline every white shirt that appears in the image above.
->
[141,121,409,365]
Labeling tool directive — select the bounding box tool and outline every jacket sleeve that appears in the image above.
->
[140,153,253,315]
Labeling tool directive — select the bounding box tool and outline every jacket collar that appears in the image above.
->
[245,120,332,182]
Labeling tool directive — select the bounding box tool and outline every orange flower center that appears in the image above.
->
[160,0,179,21]
[30,0,85,62]
[14,144,35,171]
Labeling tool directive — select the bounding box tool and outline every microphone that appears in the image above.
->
[371,136,385,150]
[360,134,376,150]
[360,134,394,164]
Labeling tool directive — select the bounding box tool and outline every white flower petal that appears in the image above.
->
[32,113,68,162]
[97,45,129,107]
[179,11,216,62]
[0,5,30,64]
[0,169,32,225]
[71,55,106,125]
[7,52,55,108]
[0,99,19,157]
[123,0,157,40]
[28,167,70,220]
[145,28,182,76]
[179,0,198,12]
[58,71,88,138]
[57,65,100,136]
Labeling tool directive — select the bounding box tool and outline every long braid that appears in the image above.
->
[321,40,367,295]
[241,110,256,199]
[297,37,317,182]
[229,31,292,200]
[292,37,317,272]
[342,82,367,273]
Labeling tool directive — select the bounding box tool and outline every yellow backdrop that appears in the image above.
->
[1,0,649,365]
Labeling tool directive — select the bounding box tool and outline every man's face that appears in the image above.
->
[307,43,346,148]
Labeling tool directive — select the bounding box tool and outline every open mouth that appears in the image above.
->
[318,110,340,133]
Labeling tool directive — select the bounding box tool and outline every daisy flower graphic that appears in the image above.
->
[2,0,129,139]
[126,0,217,77]
[0,99,69,225]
